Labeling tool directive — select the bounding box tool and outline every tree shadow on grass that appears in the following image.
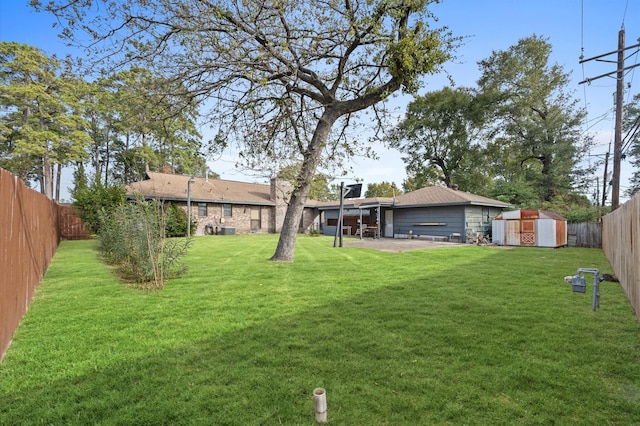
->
[1,252,639,425]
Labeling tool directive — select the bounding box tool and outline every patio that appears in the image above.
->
[343,237,460,252]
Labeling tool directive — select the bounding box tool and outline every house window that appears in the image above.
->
[483,207,490,222]
[223,203,232,217]
[198,203,208,217]
[250,207,261,231]
[327,218,338,226]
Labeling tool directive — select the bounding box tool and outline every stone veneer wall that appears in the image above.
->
[179,178,318,236]
[300,208,319,233]
[187,203,273,236]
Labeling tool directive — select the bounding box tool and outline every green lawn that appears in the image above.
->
[1,235,639,425]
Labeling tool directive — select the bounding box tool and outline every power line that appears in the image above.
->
[621,0,630,26]
[622,114,640,154]
[580,28,640,210]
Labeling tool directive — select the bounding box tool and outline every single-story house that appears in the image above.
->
[317,186,512,243]
[126,172,320,236]
[127,173,511,242]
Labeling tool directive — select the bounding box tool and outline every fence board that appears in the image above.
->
[567,222,602,248]
[59,205,91,240]
[0,169,60,362]
[603,194,640,321]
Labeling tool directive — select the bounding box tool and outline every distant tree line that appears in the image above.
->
[4,25,637,234]
[379,36,610,221]
[1,42,209,202]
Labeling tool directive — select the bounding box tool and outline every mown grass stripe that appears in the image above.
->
[0,235,638,424]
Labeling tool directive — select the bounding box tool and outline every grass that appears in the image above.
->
[1,234,639,425]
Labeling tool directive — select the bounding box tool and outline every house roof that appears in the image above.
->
[126,172,275,206]
[127,173,512,210]
[317,186,511,210]
[394,186,512,208]
[315,197,394,210]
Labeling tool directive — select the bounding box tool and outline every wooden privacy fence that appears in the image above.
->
[567,222,602,248]
[59,204,92,240]
[0,168,61,362]
[602,193,640,321]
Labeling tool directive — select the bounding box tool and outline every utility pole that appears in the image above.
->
[612,29,624,211]
[580,27,640,210]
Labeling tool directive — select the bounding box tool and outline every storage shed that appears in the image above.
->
[492,209,567,248]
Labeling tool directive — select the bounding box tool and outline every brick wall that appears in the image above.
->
[182,178,318,236]
[188,202,273,235]
[300,208,319,233]
[186,201,319,236]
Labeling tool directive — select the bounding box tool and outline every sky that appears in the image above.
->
[1,0,639,202]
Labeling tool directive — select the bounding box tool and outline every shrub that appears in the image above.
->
[72,179,126,233]
[164,202,195,238]
[97,198,191,288]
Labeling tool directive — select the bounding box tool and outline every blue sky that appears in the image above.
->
[1,1,639,202]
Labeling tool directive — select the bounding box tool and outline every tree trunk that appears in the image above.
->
[270,110,338,262]
[55,163,62,202]
[41,155,54,200]
[541,153,554,202]
[93,117,101,181]
[39,162,45,195]
[104,128,111,184]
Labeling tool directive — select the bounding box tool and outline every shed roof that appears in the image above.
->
[126,172,275,205]
[495,209,566,220]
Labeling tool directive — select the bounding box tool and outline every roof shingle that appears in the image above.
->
[126,172,274,205]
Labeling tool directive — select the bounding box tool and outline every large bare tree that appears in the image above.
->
[37,0,457,261]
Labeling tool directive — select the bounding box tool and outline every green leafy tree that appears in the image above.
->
[39,0,458,262]
[365,181,402,198]
[277,164,337,202]
[402,174,432,192]
[71,169,126,233]
[100,67,205,183]
[389,87,489,192]
[486,178,539,207]
[477,35,592,203]
[0,42,91,200]
[165,202,195,238]
[624,93,640,197]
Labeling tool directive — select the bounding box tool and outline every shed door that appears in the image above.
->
[520,220,536,245]
[556,220,567,246]
[506,220,520,245]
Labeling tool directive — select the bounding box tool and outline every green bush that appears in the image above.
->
[97,199,191,288]
[308,228,322,237]
[72,179,126,233]
[164,202,195,238]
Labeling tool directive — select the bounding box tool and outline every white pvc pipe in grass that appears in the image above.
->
[313,387,327,423]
